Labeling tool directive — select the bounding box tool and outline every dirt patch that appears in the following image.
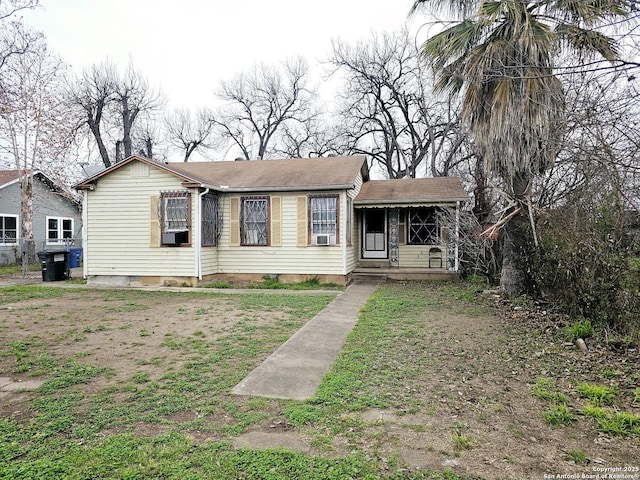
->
[233,430,311,453]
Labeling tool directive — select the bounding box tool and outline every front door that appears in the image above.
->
[362,209,387,259]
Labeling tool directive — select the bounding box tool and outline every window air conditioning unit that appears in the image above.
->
[315,234,330,246]
[162,231,188,245]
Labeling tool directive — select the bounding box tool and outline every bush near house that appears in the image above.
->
[529,200,640,342]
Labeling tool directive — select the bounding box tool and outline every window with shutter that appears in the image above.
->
[241,196,269,246]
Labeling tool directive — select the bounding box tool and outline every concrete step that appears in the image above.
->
[351,272,387,284]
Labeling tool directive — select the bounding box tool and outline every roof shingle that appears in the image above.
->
[354,177,467,205]
[168,156,367,191]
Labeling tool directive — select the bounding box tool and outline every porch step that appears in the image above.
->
[351,272,387,285]
[357,260,390,269]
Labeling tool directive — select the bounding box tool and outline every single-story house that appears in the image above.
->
[74,155,467,286]
[0,170,82,266]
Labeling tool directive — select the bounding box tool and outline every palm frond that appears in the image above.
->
[421,19,483,70]
[410,0,480,18]
[551,0,632,26]
[555,23,620,60]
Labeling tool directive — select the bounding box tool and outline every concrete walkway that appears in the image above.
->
[232,280,380,400]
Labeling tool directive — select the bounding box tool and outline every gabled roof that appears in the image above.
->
[75,155,369,192]
[354,177,468,206]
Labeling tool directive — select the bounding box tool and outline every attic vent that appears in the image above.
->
[131,162,150,178]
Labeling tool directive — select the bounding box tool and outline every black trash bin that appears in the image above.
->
[36,250,69,282]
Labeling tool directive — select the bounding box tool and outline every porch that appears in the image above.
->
[352,259,459,282]
[352,176,468,282]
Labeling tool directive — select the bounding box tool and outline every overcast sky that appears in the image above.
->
[23,0,421,109]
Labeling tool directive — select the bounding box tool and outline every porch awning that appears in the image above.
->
[354,177,468,207]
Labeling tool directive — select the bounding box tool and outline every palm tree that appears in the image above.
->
[411,0,634,294]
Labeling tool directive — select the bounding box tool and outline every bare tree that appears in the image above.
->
[166,107,216,161]
[67,60,163,167]
[67,61,117,167]
[0,0,38,71]
[538,69,640,211]
[329,29,468,179]
[0,29,74,259]
[215,57,317,160]
[115,63,163,160]
[274,115,345,158]
[133,117,166,161]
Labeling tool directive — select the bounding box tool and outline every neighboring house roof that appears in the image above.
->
[75,155,370,192]
[0,170,82,206]
[0,170,20,189]
[354,177,468,206]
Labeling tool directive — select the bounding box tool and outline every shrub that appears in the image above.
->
[530,201,640,342]
[564,318,595,342]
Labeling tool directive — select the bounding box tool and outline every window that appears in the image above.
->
[0,215,18,244]
[408,207,439,245]
[310,195,338,245]
[241,196,269,246]
[201,193,219,247]
[161,191,190,232]
[46,217,73,244]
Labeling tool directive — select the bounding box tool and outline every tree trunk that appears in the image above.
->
[500,173,532,296]
[472,156,491,224]
[144,137,153,159]
[115,140,123,163]
[88,120,111,168]
[19,172,35,262]
[500,213,530,295]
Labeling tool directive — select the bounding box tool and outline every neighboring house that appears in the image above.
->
[0,170,83,265]
[74,155,467,286]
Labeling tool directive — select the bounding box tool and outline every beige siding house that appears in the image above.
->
[75,155,467,286]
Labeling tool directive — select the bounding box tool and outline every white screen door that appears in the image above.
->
[362,209,387,259]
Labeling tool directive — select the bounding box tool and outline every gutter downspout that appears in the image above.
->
[196,188,210,281]
[82,191,88,279]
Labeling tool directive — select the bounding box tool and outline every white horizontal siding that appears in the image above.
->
[345,172,363,270]
[398,245,448,268]
[85,162,197,277]
[217,191,349,275]
[200,247,218,275]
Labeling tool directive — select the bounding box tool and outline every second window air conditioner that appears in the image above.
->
[162,231,189,245]
[316,235,331,245]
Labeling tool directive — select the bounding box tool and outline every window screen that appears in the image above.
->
[242,197,269,246]
[408,207,439,245]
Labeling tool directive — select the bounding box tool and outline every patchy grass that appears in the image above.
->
[202,276,343,291]
[0,281,638,479]
[565,449,589,465]
[533,377,568,404]
[0,263,40,275]
[577,383,617,406]
[543,404,576,427]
